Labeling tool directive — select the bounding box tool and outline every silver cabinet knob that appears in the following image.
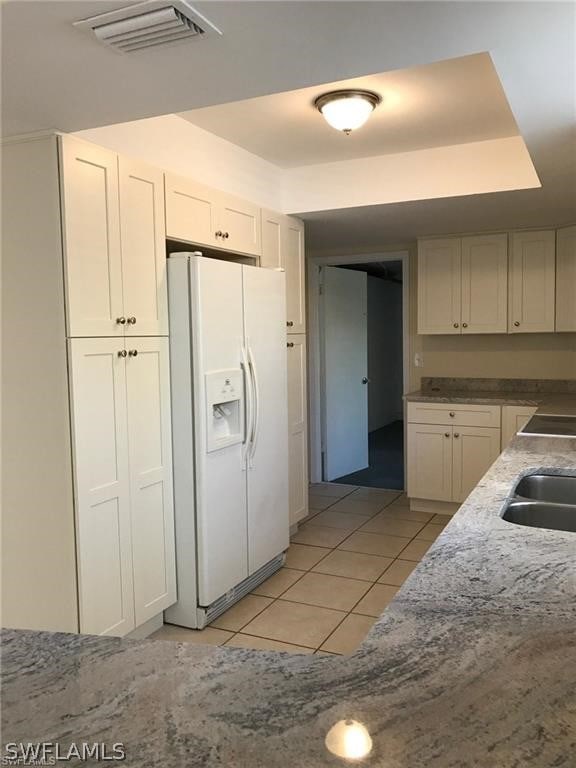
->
[116,316,126,325]
[449,412,455,417]
[362,377,370,384]
[224,232,230,239]
[445,432,450,438]
[287,321,294,327]
[127,317,136,325]
[454,433,460,438]
[462,322,468,328]
[128,349,138,357]
[453,323,459,328]
[287,342,294,348]
[215,230,222,238]
[514,321,520,327]
[118,350,127,358]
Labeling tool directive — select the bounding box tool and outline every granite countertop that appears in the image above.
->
[3,435,576,767]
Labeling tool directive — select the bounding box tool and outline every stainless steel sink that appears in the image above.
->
[502,501,576,533]
[501,472,576,533]
[515,474,576,505]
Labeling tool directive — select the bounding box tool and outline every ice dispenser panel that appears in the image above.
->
[205,369,243,452]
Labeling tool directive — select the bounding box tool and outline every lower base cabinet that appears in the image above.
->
[287,334,308,525]
[407,405,501,505]
[501,405,538,450]
[69,337,176,636]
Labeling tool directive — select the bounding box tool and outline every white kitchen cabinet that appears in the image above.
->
[119,157,168,336]
[501,405,538,449]
[125,338,176,625]
[261,211,306,333]
[461,234,508,334]
[407,423,453,501]
[165,172,261,257]
[68,338,135,636]
[287,334,309,525]
[69,337,176,636]
[509,230,556,333]
[417,238,461,334]
[408,405,501,504]
[60,136,123,338]
[452,426,501,502]
[555,225,576,332]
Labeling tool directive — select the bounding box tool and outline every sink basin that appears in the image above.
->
[502,501,576,533]
[515,474,576,505]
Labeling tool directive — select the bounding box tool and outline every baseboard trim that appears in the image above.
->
[409,498,460,516]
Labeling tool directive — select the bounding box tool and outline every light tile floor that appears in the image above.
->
[151,484,451,656]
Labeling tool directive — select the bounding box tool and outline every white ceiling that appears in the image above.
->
[180,53,519,168]
[2,1,575,248]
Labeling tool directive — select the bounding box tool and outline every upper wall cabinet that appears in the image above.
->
[461,234,508,334]
[60,136,123,337]
[261,210,306,334]
[508,230,555,333]
[165,173,261,257]
[417,238,461,334]
[418,234,508,335]
[59,136,168,337]
[556,225,576,332]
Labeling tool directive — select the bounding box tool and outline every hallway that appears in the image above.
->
[333,420,404,490]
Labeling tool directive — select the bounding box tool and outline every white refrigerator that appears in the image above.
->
[165,254,289,628]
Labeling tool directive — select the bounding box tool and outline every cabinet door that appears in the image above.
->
[287,335,309,525]
[501,406,537,450]
[119,158,168,336]
[60,136,123,337]
[68,338,135,636]
[452,426,500,503]
[407,424,452,501]
[417,238,462,334]
[556,225,576,332]
[283,217,306,334]
[164,173,219,247]
[217,192,262,256]
[509,230,556,333]
[461,234,508,334]
[260,209,283,269]
[125,338,176,626]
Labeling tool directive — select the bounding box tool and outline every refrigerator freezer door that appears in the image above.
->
[191,257,249,605]
[242,265,290,574]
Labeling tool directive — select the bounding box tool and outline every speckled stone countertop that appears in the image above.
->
[406,377,576,410]
[2,434,576,767]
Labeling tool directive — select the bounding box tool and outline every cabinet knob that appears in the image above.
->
[453,323,459,328]
[116,316,126,325]
[454,433,460,438]
[462,322,468,328]
[224,232,230,239]
[118,350,127,358]
[287,321,294,327]
[449,412,455,417]
[445,432,450,438]
[215,230,224,238]
[287,342,294,348]
[127,316,137,325]
[514,321,520,327]
[128,349,138,357]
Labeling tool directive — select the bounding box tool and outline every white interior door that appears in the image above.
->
[243,265,290,573]
[322,266,368,481]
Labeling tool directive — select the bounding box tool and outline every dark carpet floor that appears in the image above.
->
[332,420,404,490]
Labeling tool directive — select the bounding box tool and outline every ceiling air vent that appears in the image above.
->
[74,0,221,53]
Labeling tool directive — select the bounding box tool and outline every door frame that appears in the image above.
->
[308,251,410,484]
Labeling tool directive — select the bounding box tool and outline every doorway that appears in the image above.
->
[309,252,409,491]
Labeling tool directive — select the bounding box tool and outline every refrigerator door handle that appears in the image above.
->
[247,344,260,466]
[240,345,254,461]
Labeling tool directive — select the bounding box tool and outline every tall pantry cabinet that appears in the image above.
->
[261,210,308,526]
[2,134,176,636]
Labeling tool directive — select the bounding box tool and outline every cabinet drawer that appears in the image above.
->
[407,402,501,428]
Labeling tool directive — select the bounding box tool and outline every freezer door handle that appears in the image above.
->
[247,343,260,467]
[240,346,254,462]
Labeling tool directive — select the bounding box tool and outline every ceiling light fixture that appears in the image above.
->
[314,89,381,135]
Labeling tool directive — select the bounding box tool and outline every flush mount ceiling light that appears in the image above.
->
[314,89,382,135]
